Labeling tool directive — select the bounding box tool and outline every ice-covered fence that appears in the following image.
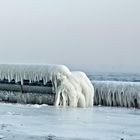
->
[0,64,68,105]
[0,64,94,107]
[0,83,54,104]
[0,64,139,108]
[93,81,140,108]
[0,91,54,105]
[0,80,140,108]
[0,83,52,93]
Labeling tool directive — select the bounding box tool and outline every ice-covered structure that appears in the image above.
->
[0,64,94,107]
[94,81,140,108]
[0,64,139,109]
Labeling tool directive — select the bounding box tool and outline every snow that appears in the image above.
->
[0,64,94,108]
[0,103,140,140]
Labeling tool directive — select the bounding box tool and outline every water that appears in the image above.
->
[88,72,140,82]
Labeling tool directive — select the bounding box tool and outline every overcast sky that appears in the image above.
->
[0,0,140,72]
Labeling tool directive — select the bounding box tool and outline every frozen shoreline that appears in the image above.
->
[0,103,140,140]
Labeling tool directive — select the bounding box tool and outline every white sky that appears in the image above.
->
[0,0,140,72]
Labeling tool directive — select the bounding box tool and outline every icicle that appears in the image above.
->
[93,81,140,108]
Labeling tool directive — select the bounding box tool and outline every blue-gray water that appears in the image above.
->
[88,72,140,82]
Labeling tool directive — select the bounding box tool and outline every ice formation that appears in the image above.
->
[55,71,94,107]
[0,64,94,107]
[93,81,140,108]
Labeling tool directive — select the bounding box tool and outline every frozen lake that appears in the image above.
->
[0,103,140,140]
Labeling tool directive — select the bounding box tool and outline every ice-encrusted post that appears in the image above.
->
[20,85,23,93]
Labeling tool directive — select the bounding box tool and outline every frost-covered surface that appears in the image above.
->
[0,64,94,107]
[0,103,140,140]
[93,81,140,108]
